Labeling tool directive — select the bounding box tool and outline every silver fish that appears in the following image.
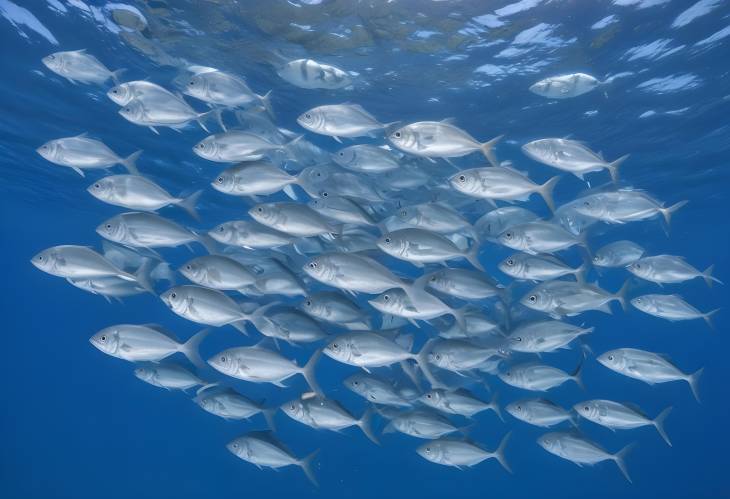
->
[499,362,583,391]
[42,49,122,85]
[499,253,586,282]
[593,240,645,268]
[333,144,400,173]
[426,268,503,301]
[597,348,703,401]
[474,206,539,241]
[573,190,688,226]
[211,162,301,200]
[396,202,473,235]
[427,339,501,374]
[107,80,177,106]
[417,434,511,471]
[96,212,212,252]
[297,104,390,141]
[179,255,256,291]
[419,388,501,419]
[119,96,218,133]
[299,292,371,330]
[133,363,208,391]
[369,288,466,330]
[36,133,140,177]
[498,221,586,255]
[538,432,633,482]
[87,175,200,219]
[277,58,352,90]
[530,73,603,99]
[183,69,271,113]
[344,373,413,407]
[506,321,593,354]
[574,400,672,446]
[194,385,275,429]
[258,310,328,344]
[631,294,719,328]
[194,131,299,162]
[377,228,483,270]
[522,138,629,182]
[383,410,463,439]
[210,220,293,249]
[249,202,339,237]
[298,165,385,202]
[627,255,720,287]
[280,394,378,444]
[308,195,379,227]
[521,280,628,318]
[506,398,575,428]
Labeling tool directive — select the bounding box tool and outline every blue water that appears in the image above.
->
[2,1,730,498]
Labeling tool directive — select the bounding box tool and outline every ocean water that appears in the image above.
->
[1,1,730,498]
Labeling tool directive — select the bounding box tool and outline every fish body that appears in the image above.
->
[278,58,352,89]
[184,69,270,112]
[426,268,502,300]
[344,373,413,407]
[249,202,339,237]
[107,80,177,106]
[37,134,140,176]
[211,162,299,198]
[297,104,387,140]
[194,131,295,162]
[42,49,121,85]
[97,212,208,250]
[134,363,205,390]
[419,389,499,419]
[90,325,208,366]
[593,240,645,268]
[333,144,400,173]
[474,206,539,241]
[522,138,628,182]
[499,253,585,282]
[573,190,687,225]
[574,399,672,446]
[377,228,482,270]
[87,175,200,218]
[499,362,582,391]
[521,280,627,318]
[538,432,633,482]
[180,255,256,291]
[506,398,574,427]
[498,221,584,255]
[506,320,593,354]
[396,202,472,234]
[227,432,318,485]
[529,73,601,99]
[628,255,720,286]
[417,434,511,471]
[210,221,294,249]
[631,294,718,327]
[450,166,559,211]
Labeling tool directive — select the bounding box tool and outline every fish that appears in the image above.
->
[416,433,511,472]
[87,175,201,220]
[505,320,593,355]
[597,348,703,401]
[529,73,605,99]
[474,206,539,241]
[280,394,379,444]
[395,202,474,235]
[90,325,209,367]
[498,253,587,282]
[419,388,501,420]
[133,363,209,391]
[593,240,645,268]
[36,134,141,177]
[573,190,688,226]
[377,228,483,270]
[297,104,391,141]
[118,96,219,134]
[183,69,272,114]
[277,58,352,90]
[631,294,719,329]
[389,120,502,166]
[537,432,633,482]
[426,339,502,375]
[159,285,272,334]
[68,275,150,301]
[207,343,322,395]
[344,373,413,407]
[450,166,560,212]
[498,362,583,391]
[194,385,276,429]
[497,221,586,255]
[505,398,575,428]
[332,144,401,173]
[299,292,371,330]
[179,255,256,291]
[308,195,380,228]
[521,280,629,318]
[627,255,721,287]
[210,162,302,200]
[382,409,465,439]
[574,400,672,446]
[194,131,301,162]
[369,288,467,330]
[249,202,340,237]
[425,268,503,301]
[227,432,319,486]
[257,310,328,344]
[42,49,123,85]
[97,212,214,252]
[107,80,178,106]
[31,245,153,292]
[522,138,629,183]
[298,166,385,202]
[209,220,294,250]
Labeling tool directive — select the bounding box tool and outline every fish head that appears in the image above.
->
[528,79,551,97]
[179,258,206,283]
[592,251,608,267]
[395,205,418,225]
[302,255,333,282]
[86,177,115,201]
[425,269,449,292]
[36,140,60,162]
[107,83,133,105]
[299,294,324,317]
[375,232,406,257]
[299,165,330,187]
[630,295,652,313]
[226,437,248,459]
[159,287,190,316]
[210,169,236,193]
[505,401,526,420]
[387,125,417,151]
[192,135,220,160]
[96,215,127,243]
[520,139,550,161]
[497,226,525,250]
[332,146,356,168]
[537,433,558,453]
[89,326,120,355]
[368,289,406,315]
[249,203,279,226]
[427,346,453,370]
[133,365,155,383]
[183,73,209,100]
[574,400,600,420]
[280,398,307,421]
[41,52,63,73]
[343,373,368,395]
[498,366,519,385]
[626,260,649,280]
[597,349,625,371]
[118,99,146,123]
[297,108,325,132]
[419,389,443,408]
[209,222,237,244]
[323,335,353,363]
[30,247,58,273]
[207,349,239,376]
[416,441,444,464]
[498,254,525,278]
[520,287,551,312]
[449,170,482,195]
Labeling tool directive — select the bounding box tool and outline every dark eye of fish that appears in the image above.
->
[100,335,106,342]
[171,293,177,299]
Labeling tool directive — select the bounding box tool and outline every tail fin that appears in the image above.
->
[653,406,672,447]
[110,68,126,85]
[660,200,688,228]
[702,264,723,288]
[703,308,720,331]
[450,305,469,332]
[612,443,634,483]
[197,108,223,133]
[357,407,380,445]
[538,176,561,212]
[480,135,503,167]
[133,257,155,294]
[301,349,323,396]
[261,406,277,432]
[414,339,443,389]
[259,90,274,118]
[687,367,704,402]
[120,150,142,175]
[177,190,203,221]
[195,233,218,254]
[607,154,629,183]
[571,360,585,390]
[180,328,210,369]
[298,449,319,487]
[613,278,631,312]
[283,134,304,159]
[490,392,504,422]
[464,241,484,271]
[151,261,175,284]
[491,431,512,474]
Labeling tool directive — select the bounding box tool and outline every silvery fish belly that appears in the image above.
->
[210,221,294,249]
[631,294,712,323]
[499,363,578,391]
[324,332,410,367]
[396,202,471,234]
[426,268,502,300]
[87,175,181,212]
[507,320,593,354]
[303,253,406,294]
[211,163,297,196]
[498,221,582,254]
[344,373,411,407]
[210,346,297,382]
[333,144,400,173]
[194,131,284,162]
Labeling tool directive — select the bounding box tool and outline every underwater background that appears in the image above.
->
[1,0,730,498]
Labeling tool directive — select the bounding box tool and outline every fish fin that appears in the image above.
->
[197,108,223,133]
[261,406,278,432]
[230,321,250,336]
[480,135,504,167]
[110,68,126,85]
[148,126,159,135]
[465,241,483,271]
[358,407,380,445]
[177,190,203,221]
[653,406,672,447]
[259,90,274,119]
[71,166,85,177]
[688,367,704,402]
[613,443,635,483]
[490,392,504,422]
[702,264,723,288]
[132,257,156,294]
[301,349,323,396]
[180,328,211,369]
[414,339,444,389]
[613,278,631,312]
[333,136,343,144]
[703,308,720,331]
[282,184,298,201]
[606,154,629,184]
[538,175,561,213]
[571,359,585,390]
[659,200,688,228]
[298,449,320,487]
[493,431,512,474]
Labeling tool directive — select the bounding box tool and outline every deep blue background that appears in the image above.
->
[1,1,729,498]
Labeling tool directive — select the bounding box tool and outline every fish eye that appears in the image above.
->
[332,343,338,349]
[384,238,390,243]
[305,113,311,119]
[506,372,511,377]
[593,256,599,262]
[426,393,432,399]
[515,337,522,342]
[608,355,614,361]
[170,292,177,299]
[394,132,401,138]
[458,175,466,182]
[430,276,437,282]
[220,356,226,362]
[197,143,205,149]
[112,89,118,94]
[316,172,321,177]
[216,177,223,183]
[507,259,514,266]
[425,447,431,453]
[321,191,328,197]
[516,405,521,410]
[635,263,641,269]
[353,380,359,385]
[400,210,407,217]
[218,226,224,232]
[383,294,389,301]
[124,107,130,113]
[435,354,441,360]
[105,224,112,229]
[338,152,344,156]
[583,406,589,411]
[232,443,238,449]
[100,335,106,342]
[305,300,311,306]
[185,265,192,270]
[505,232,512,239]
[188,80,195,86]
[257,207,264,213]
[94,183,100,189]
[49,55,55,60]
[290,404,296,410]
[583,201,590,207]
[37,256,43,261]
[309,262,317,269]
[529,295,536,302]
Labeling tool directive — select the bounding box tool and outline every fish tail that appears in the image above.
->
[298,449,320,487]
[490,392,504,422]
[358,407,380,445]
[480,134,504,167]
[301,348,323,396]
[653,406,673,447]
[133,257,156,294]
[180,328,211,369]
[194,232,218,255]
[414,339,444,389]
[660,200,688,228]
[607,154,629,183]
[261,406,277,432]
[464,241,484,271]
[614,278,631,312]
[571,358,585,390]
[538,175,561,212]
[492,431,512,474]
[613,443,635,483]
[688,367,704,402]
[450,305,469,333]
[702,264,723,288]
[259,90,274,118]
[121,150,142,175]
[110,68,126,85]
[177,190,203,221]
[703,308,720,331]
[197,108,223,133]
